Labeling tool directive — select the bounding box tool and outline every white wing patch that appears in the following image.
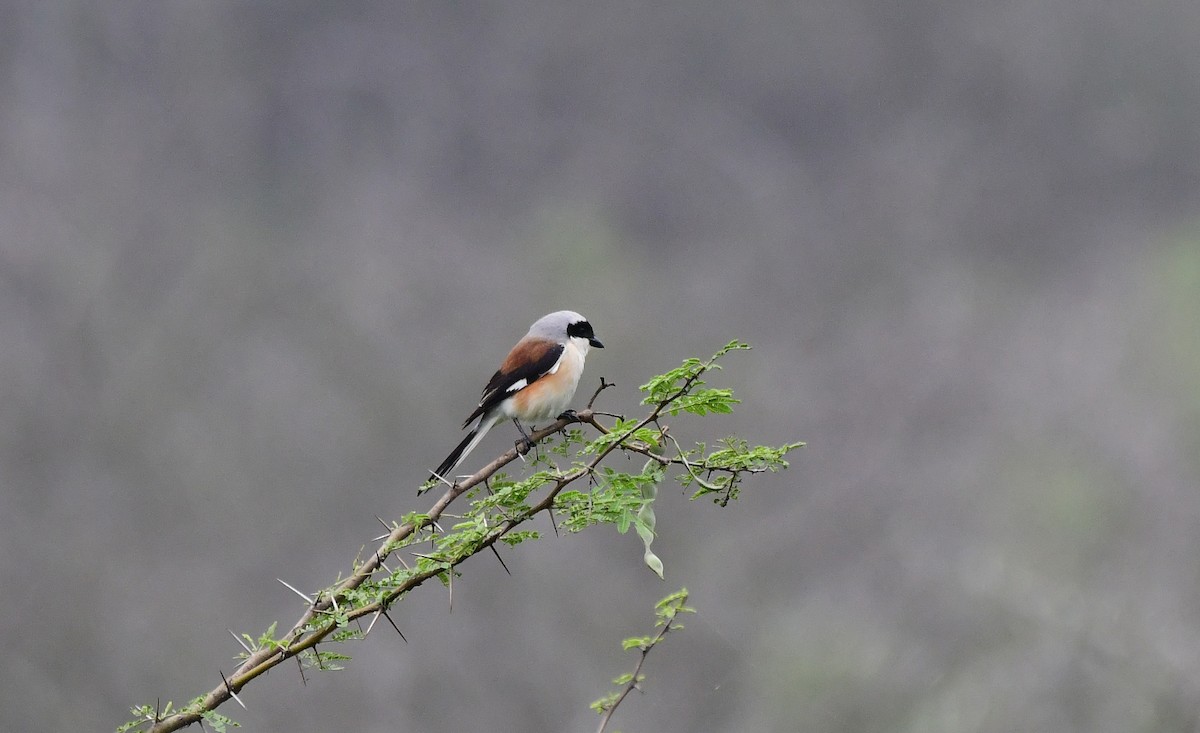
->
[501,349,565,396]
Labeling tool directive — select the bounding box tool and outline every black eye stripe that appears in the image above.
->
[567,321,594,339]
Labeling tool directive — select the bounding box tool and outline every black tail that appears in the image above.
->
[427,429,479,487]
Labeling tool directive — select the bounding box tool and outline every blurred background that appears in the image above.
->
[3,2,1200,732]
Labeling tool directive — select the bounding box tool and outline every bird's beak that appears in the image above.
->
[589,337,605,348]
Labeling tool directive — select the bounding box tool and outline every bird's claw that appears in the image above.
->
[557,409,579,422]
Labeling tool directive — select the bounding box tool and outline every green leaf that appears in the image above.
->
[622,635,653,650]
[590,692,620,714]
[635,460,664,578]
[201,709,241,732]
[654,588,694,621]
[256,621,279,648]
[498,529,541,547]
[642,546,664,579]
[667,387,740,416]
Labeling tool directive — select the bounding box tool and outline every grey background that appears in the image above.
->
[4,2,1200,732]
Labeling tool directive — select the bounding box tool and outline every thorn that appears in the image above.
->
[365,609,382,636]
[296,654,307,686]
[375,515,392,531]
[328,592,340,614]
[489,545,512,575]
[228,629,253,654]
[545,506,560,537]
[430,520,445,534]
[277,578,315,606]
[221,670,247,709]
[426,469,455,489]
[448,566,454,614]
[380,609,407,642]
[154,698,161,725]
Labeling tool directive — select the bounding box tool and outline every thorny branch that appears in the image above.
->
[135,347,764,732]
[143,413,592,732]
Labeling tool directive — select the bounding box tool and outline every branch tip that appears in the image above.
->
[587,377,614,408]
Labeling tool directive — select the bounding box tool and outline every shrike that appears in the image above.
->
[429,310,603,485]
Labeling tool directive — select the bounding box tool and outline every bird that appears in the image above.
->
[427,310,604,487]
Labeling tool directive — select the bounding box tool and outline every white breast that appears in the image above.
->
[503,341,586,422]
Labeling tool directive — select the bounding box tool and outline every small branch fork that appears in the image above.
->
[143,364,720,732]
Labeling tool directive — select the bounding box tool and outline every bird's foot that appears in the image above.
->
[557,409,579,422]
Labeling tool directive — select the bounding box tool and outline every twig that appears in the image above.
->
[587,377,614,408]
[595,592,689,733]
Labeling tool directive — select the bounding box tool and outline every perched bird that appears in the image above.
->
[429,310,603,486]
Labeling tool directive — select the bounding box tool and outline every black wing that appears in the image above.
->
[462,340,564,428]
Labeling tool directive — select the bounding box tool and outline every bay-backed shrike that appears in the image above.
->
[429,310,603,485]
